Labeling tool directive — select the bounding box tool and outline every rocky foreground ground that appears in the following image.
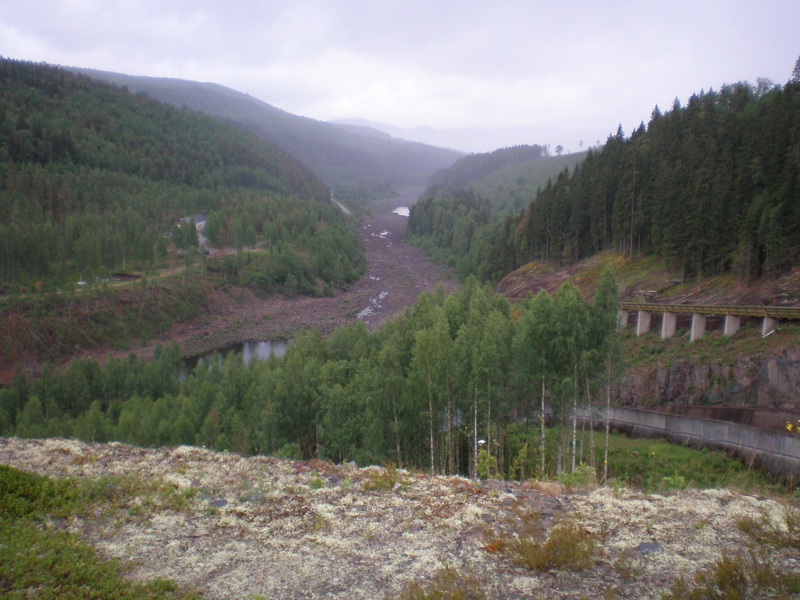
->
[2,436,798,599]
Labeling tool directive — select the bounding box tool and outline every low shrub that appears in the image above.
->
[363,461,406,491]
[399,565,487,600]
[661,552,800,599]
[736,505,800,550]
[0,464,80,518]
[0,465,200,599]
[486,506,595,572]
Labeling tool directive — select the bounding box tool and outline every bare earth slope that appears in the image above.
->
[496,252,800,307]
[2,437,797,599]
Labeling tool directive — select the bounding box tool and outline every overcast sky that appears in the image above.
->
[1,0,798,153]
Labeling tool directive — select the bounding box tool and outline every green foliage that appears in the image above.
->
[602,433,783,492]
[12,272,783,492]
[0,465,199,599]
[0,464,80,518]
[362,462,406,491]
[424,144,549,199]
[70,67,462,196]
[0,519,201,600]
[476,448,497,479]
[468,151,588,216]
[406,191,495,281]
[500,424,785,492]
[558,462,597,488]
[0,58,362,297]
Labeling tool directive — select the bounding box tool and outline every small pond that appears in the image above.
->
[185,339,288,371]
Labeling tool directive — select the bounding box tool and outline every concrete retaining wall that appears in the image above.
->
[585,407,800,485]
[659,405,800,433]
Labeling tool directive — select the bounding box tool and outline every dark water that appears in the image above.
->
[185,339,288,371]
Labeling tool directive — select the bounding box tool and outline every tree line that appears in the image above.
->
[408,76,800,283]
[1,271,620,480]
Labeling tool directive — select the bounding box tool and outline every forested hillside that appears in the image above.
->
[467,150,587,215]
[0,59,363,292]
[408,79,800,283]
[423,145,550,196]
[70,68,463,201]
[0,274,621,481]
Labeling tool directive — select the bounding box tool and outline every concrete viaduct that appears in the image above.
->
[617,303,800,340]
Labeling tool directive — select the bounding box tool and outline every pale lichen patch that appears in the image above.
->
[1,437,795,600]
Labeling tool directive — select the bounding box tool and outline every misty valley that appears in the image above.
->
[1,57,799,600]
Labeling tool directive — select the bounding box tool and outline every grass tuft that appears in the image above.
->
[363,461,407,491]
[399,565,488,600]
[485,505,595,572]
[735,505,800,550]
[661,551,800,599]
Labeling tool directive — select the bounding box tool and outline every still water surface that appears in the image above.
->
[186,339,288,371]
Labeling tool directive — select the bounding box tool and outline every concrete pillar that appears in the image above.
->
[690,313,707,341]
[723,315,741,337]
[761,316,778,336]
[661,312,677,339]
[617,310,629,330]
[636,311,651,336]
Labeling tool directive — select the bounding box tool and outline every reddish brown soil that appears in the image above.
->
[99,188,459,363]
[496,252,800,307]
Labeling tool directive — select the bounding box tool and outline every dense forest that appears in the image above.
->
[0,59,363,292]
[467,150,587,216]
[70,68,464,200]
[408,77,800,283]
[0,272,620,480]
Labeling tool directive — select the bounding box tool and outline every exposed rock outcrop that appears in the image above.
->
[619,347,800,411]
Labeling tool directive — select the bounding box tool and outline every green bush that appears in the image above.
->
[0,464,80,518]
[0,465,201,599]
[0,518,201,600]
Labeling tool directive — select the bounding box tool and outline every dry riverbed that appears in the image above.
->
[2,436,798,599]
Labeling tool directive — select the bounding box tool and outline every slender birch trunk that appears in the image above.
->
[393,401,401,464]
[603,357,611,482]
[472,380,478,479]
[427,371,435,474]
[586,376,595,470]
[571,366,578,474]
[446,400,453,475]
[540,378,546,478]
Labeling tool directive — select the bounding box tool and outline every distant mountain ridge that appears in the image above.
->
[330,117,602,155]
[70,68,463,200]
